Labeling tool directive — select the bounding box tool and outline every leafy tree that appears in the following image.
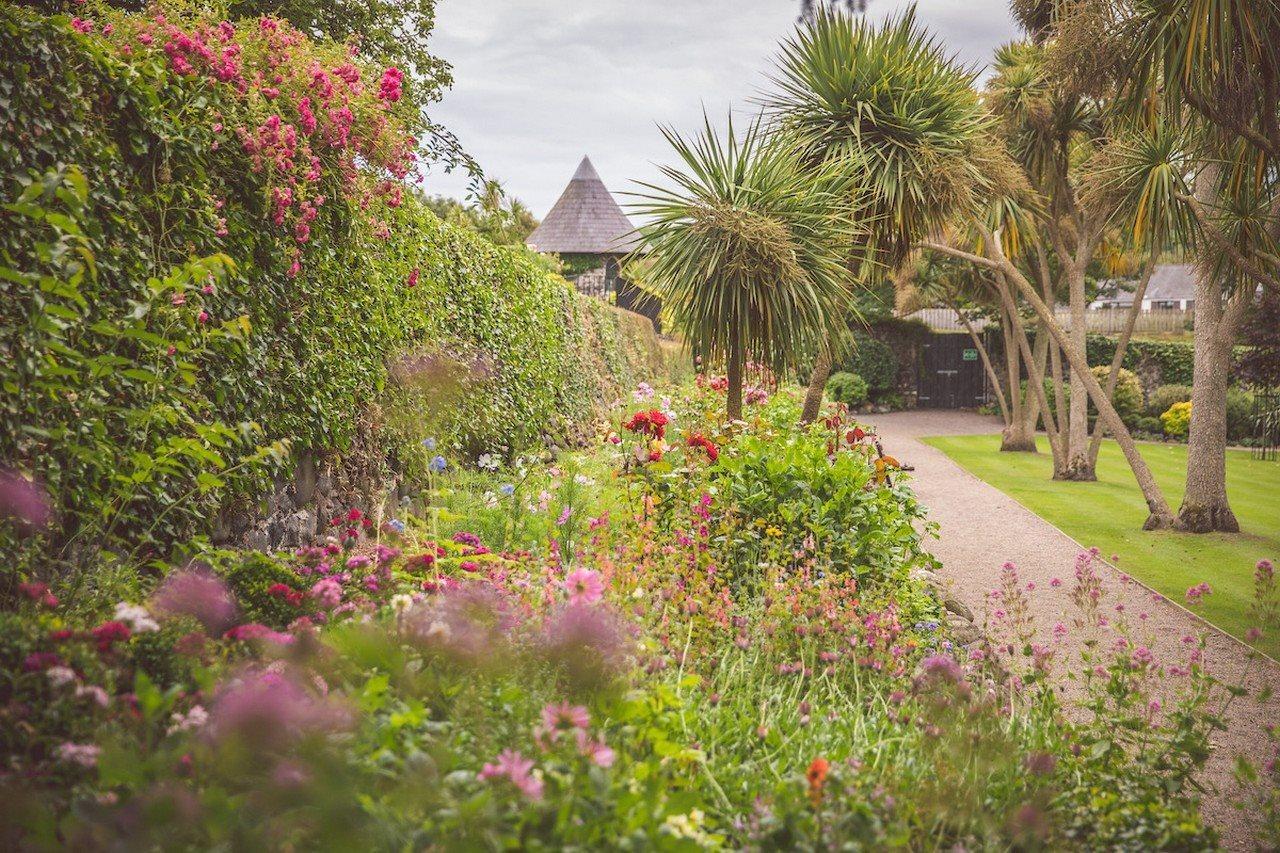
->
[761,9,996,422]
[632,116,863,419]
[1044,0,1280,532]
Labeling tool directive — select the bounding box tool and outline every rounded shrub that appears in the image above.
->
[827,372,869,406]
[1089,366,1143,425]
[1161,401,1192,438]
[850,334,897,395]
[1146,384,1192,418]
[1226,389,1256,443]
[1134,416,1164,437]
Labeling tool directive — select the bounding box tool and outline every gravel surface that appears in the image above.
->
[861,410,1279,850]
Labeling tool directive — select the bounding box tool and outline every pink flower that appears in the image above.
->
[152,565,238,632]
[478,749,543,800]
[564,568,603,605]
[223,623,295,645]
[1185,582,1212,606]
[310,578,343,609]
[575,730,615,767]
[70,17,93,34]
[541,701,589,733]
[56,742,101,767]
[377,67,404,103]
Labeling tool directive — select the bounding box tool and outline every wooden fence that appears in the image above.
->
[907,307,1193,335]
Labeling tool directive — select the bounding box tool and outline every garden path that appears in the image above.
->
[860,410,1279,851]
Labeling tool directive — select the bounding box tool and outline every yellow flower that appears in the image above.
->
[765,526,783,538]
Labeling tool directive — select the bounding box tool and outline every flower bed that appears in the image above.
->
[4,384,1272,849]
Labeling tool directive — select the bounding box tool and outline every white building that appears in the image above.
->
[1090,263,1196,311]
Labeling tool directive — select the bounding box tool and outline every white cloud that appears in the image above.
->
[424,0,1018,216]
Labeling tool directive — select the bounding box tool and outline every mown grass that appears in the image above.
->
[922,434,1280,658]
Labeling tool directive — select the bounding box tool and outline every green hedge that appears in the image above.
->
[1085,334,1194,386]
[0,6,670,569]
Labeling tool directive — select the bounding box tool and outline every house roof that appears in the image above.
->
[1146,263,1196,302]
[526,157,640,255]
[1092,263,1197,307]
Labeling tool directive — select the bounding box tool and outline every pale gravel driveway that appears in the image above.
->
[860,410,1279,851]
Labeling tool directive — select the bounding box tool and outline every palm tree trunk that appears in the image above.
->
[998,303,1037,451]
[800,345,832,425]
[1061,261,1096,481]
[1178,283,1247,532]
[1087,259,1156,466]
[997,275,1062,461]
[727,337,744,421]
[977,231,1177,529]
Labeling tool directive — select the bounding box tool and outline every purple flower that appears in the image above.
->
[208,668,351,748]
[152,565,238,632]
[404,581,520,663]
[478,749,543,800]
[0,469,50,529]
[540,602,632,689]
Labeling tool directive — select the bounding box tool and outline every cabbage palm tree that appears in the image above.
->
[760,8,994,421]
[631,115,864,419]
[1043,0,1280,530]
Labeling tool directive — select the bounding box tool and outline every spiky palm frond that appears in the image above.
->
[761,7,991,263]
[1085,119,1196,253]
[629,115,867,375]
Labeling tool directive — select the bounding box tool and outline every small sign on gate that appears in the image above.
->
[961,348,978,361]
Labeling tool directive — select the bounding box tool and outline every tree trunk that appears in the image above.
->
[1060,261,1096,481]
[974,227,1178,529]
[998,302,1037,451]
[1087,259,1156,466]
[800,345,832,425]
[726,337,744,421]
[996,274,1063,461]
[1178,282,1246,532]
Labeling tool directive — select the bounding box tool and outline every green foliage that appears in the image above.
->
[205,549,304,627]
[848,332,897,394]
[1146,384,1192,418]
[826,371,868,406]
[1226,388,1256,443]
[632,114,865,414]
[1086,334,1194,386]
[1089,365,1143,423]
[0,7,673,574]
[1161,401,1192,438]
[764,7,992,262]
[1134,415,1163,436]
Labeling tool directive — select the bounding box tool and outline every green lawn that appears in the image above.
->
[922,434,1280,658]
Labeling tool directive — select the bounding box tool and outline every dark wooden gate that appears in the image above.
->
[917,332,987,409]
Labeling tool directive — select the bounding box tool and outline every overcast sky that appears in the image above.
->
[423,1,1020,216]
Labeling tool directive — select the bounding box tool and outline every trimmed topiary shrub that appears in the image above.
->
[826,372,869,406]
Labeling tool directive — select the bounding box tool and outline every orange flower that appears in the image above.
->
[806,756,830,804]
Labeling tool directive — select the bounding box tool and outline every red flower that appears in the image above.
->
[623,409,669,440]
[806,756,830,804]
[91,620,132,651]
[346,508,362,522]
[22,651,62,671]
[686,434,719,463]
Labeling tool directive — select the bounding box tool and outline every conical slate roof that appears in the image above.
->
[526,157,640,254]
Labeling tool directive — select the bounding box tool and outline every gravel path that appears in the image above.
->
[861,410,1279,850]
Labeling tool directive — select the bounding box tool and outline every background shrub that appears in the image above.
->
[826,372,869,406]
[1161,401,1192,438]
[1146,384,1193,419]
[848,333,897,396]
[1226,388,1256,444]
[1088,366,1143,425]
[1134,416,1164,436]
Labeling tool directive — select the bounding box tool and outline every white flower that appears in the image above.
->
[75,684,109,707]
[56,742,101,768]
[477,452,499,471]
[46,666,77,688]
[390,594,414,614]
[574,474,596,487]
[167,704,208,735]
[113,602,159,633]
[425,620,452,642]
